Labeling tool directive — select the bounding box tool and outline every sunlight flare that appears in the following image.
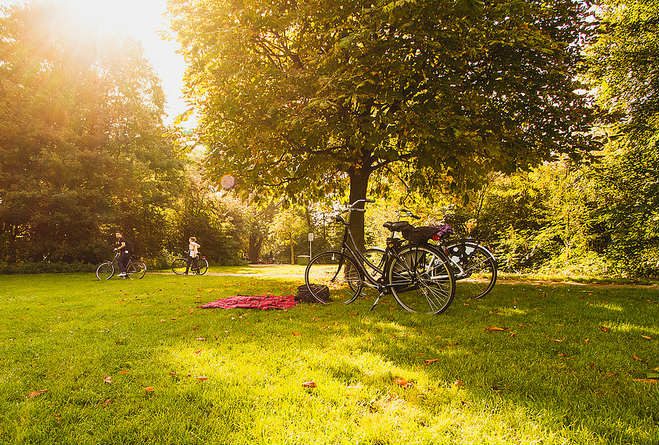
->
[58,0,164,39]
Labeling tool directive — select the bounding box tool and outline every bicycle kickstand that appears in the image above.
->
[370,292,384,311]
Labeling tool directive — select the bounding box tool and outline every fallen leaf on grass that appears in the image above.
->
[193,349,202,355]
[558,353,569,357]
[302,381,317,388]
[424,358,440,365]
[102,399,112,408]
[599,326,611,333]
[27,389,48,398]
[292,331,301,337]
[584,338,590,344]
[631,354,643,362]
[641,335,653,340]
[393,377,413,388]
[195,376,208,381]
[551,338,566,343]
[485,326,509,332]
[632,378,658,384]
[144,386,155,392]
[453,379,465,387]
[119,370,129,375]
[169,371,177,377]
[103,376,112,384]
[195,337,206,342]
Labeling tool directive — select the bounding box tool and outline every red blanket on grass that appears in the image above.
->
[200,295,296,310]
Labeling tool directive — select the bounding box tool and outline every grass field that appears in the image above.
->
[1,266,658,444]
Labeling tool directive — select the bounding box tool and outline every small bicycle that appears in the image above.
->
[171,254,209,275]
[304,200,456,315]
[96,252,147,280]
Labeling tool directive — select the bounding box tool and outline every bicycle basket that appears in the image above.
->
[401,226,441,244]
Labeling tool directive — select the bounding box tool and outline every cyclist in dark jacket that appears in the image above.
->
[114,232,130,278]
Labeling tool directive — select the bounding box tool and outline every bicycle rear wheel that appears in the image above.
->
[128,261,147,279]
[305,251,363,304]
[96,262,114,280]
[171,258,188,275]
[195,258,209,275]
[387,245,455,314]
[447,242,497,299]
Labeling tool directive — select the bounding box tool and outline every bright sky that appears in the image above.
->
[4,0,189,125]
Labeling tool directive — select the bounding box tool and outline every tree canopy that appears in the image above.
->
[170,0,597,249]
[0,3,181,263]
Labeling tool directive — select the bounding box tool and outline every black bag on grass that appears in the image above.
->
[296,284,330,303]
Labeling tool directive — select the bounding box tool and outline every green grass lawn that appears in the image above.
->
[1,266,658,444]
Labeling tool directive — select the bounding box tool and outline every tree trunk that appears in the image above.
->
[290,240,295,265]
[348,167,370,253]
[248,231,263,263]
[6,224,17,264]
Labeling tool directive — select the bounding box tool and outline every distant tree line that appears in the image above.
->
[1,1,658,278]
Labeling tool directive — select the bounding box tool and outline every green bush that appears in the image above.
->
[0,262,96,274]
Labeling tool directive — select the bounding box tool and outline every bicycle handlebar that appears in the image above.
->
[335,199,375,213]
[399,208,421,220]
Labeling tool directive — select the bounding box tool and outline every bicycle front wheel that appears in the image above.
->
[447,242,497,299]
[96,262,115,280]
[387,245,455,314]
[304,251,363,304]
[128,261,147,279]
[196,258,209,275]
[171,258,188,275]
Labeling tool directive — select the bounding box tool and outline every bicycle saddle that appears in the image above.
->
[383,221,414,232]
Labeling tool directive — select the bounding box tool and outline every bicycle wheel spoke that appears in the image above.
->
[421,278,450,307]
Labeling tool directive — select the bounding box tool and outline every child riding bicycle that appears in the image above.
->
[185,237,201,275]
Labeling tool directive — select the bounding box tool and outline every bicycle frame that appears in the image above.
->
[333,211,438,294]
[110,252,137,273]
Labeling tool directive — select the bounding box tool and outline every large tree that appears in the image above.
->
[586,0,659,276]
[170,0,596,250]
[0,3,181,263]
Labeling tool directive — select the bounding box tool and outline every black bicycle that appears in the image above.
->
[366,210,497,299]
[96,252,147,280]
[304,200,456,314]
[171,254,209,275]
[441,238,497,299]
